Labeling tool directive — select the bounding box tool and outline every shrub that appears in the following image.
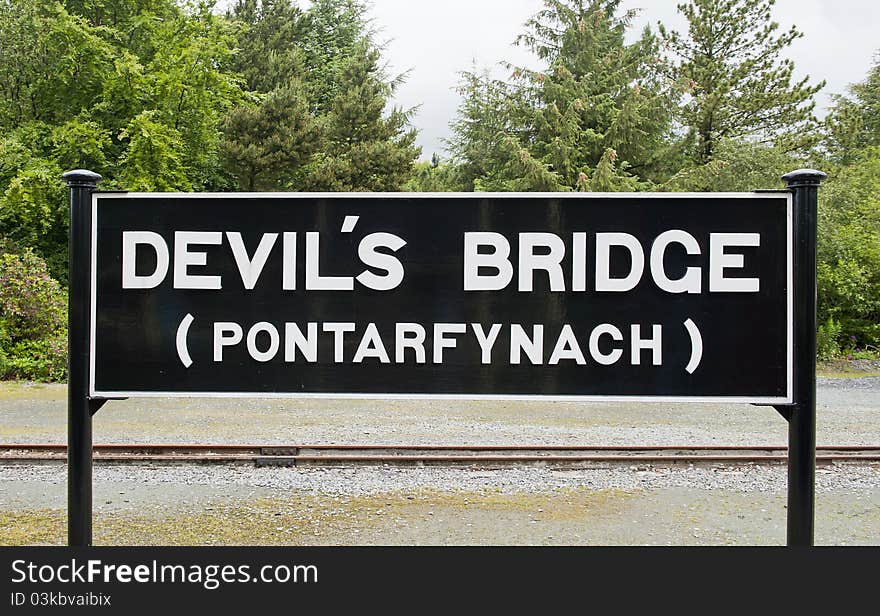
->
[0,247,68,381]
[817,318,842,361]
[2,335,67,381]
[817,149,880,349]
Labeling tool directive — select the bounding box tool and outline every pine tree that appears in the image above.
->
[222,0,316,190]
[220,85,318,191]
[222,0,418,191]
[302,42,420,191]
[446,69,542,191]
[825,53,880,164]
[299,0,370,113]
[520,0,675,188]
[660,0,824,163]
[227,0,308,94]
[448,0,675,191]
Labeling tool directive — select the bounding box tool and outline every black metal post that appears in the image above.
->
[63,169,101,546]
[781,168,826,547]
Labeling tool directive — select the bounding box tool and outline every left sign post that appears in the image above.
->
[64,169,102,546]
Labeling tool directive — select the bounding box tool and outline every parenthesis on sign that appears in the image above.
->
[683,318,703,375]
[176,313,195,369]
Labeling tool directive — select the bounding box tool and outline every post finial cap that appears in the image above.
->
[782,169,827,187]
[62,169,102,187]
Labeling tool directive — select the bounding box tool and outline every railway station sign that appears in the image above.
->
[89,192,792,402]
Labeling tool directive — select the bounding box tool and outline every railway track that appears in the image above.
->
[1,443,879,467]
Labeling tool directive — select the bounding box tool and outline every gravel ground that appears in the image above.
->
[1,377,879,446]
[1,464,878,546]
[4,464,880,503]
[1,376,878,545]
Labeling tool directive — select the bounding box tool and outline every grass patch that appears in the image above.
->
[0,488,634,546]
[380,487,633,522]
[817,372,880,378]
[0,382,66,401]
[0,498,361,546]
[0,509,66,545]
[95,497,360,546]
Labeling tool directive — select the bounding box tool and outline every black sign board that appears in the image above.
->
[89,192,791,402]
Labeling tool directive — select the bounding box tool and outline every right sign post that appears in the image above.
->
[780,169,826,547]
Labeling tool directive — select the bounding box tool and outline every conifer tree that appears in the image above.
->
[222,0,418,191]
[825,54,880,164]
[222,0,316,190]
[303,42,420,191]
[447,70,540,191]
[228,0,307,94]
[299,0,371,113]
[449,0,674,191]
[519,0,674,188]
[660,0,824,163]
[220,86,318,191]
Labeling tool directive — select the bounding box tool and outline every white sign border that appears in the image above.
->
[89,191,794,404]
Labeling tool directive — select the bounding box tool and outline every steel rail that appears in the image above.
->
[1,443,878,466]
[2,443,878,451]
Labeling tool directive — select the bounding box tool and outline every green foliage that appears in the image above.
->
[0,151,68,281]
[0,0,417,198]
[298,0,370,113]
[521,0,675,187]
[117,111,193,191]
[1,337,69,382]
[404,155,464,192]
[847,347,880,361]
[824,55,880,165]
[0,0,248,280]
[0,0,245,193]
[0,249,65,340]
[221,86,318,191]
[663,139,797,191]
[450,0,823,191]
[50,118,113,175]
[446,70,524,191]
[816,148,880,352]
[144,3,243,187]
[660,0,824,163]
[228,0,307,93]
[300,42,420,191]
[449,0,675,192]
[0,0,116,127]
[64,0,179,27]
[0,247,68,381]
[222,0,418,191]
[816,318,842,362]
[222,1,318,190]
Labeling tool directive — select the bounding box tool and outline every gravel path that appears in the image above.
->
[2,378,879,446]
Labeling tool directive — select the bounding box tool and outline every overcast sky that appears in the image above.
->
[355,0,880,160]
